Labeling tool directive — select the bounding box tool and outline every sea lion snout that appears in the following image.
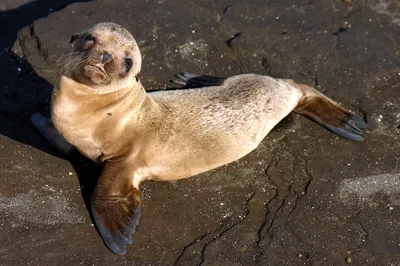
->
[102,51,113,63]
[82,64,109,85]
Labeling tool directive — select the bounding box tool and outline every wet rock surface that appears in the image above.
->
[1,0,399,265]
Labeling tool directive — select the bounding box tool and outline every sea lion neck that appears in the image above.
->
[57,75,145,101]
[58,75,143,95]
[53,75,152,119]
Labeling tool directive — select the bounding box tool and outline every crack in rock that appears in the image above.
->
[198,188,255,266]
[219,4,235,22]
[174,224,224,266]
[174,186,255,266]
[358,222,369,249]
[255,142,316,261]
[288,155,314,215]
[226,32,242,48]
[255,159,289,261]
[28,23,48,63]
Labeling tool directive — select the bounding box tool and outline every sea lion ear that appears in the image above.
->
[135,73,140,82]
[69,34,80,44]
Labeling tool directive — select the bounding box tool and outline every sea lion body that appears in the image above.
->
[31,22,366,255]
[51,74,300,183]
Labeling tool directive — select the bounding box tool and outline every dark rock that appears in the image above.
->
[0,0,399,265]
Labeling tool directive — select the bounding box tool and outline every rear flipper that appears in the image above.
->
[170,72,226,88]
[293,83,367,142]
[31,112,76,154]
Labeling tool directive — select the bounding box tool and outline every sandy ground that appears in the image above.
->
[0,0,399,265]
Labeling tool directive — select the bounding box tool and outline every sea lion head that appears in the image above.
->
[66,22,141,90]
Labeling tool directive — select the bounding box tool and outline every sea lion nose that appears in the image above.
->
[102,52,112,63]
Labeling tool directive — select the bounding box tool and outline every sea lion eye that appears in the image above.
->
[83,34,96,49]
[85,34,97,43]
[124,57,132,72]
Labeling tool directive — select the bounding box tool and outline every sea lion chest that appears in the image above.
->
[50,81,134,162]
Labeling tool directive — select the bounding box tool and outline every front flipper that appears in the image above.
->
[293,83,367,142]
[31,112,76,154]
[91,164,141,255]
[170,72,226,88]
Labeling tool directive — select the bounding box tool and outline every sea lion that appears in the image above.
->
[31,22,366,255]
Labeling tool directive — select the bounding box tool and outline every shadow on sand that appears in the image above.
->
[0,0,100,217]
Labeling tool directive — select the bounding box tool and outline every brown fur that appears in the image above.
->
[52,74,302,183]
[46,22,365,254]
[64,22,141,90]
[294,83,350,127]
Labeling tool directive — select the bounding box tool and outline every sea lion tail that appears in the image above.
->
[293,83,367,142]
